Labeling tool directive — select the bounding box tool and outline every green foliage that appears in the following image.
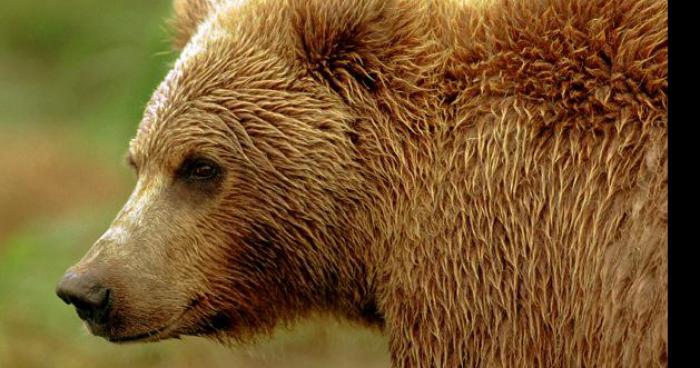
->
[0,0,174,156]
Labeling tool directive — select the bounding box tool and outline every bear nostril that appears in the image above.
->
[56,272,111,325]
[56,289,72,305]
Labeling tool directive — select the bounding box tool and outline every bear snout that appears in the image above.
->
[56,270,111,327]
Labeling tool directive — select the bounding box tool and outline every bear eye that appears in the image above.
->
[192,164,216,179]
[177,157,221,182]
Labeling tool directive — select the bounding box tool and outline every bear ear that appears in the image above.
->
[171,0,218,50]
[292,0,428,103]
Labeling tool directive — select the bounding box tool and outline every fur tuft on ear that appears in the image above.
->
[291,0,439,105]
[171,0,218,50]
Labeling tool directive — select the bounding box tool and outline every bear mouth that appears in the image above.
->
[99,296,227,343]
[106,325,172,343]
[102,298,205,343]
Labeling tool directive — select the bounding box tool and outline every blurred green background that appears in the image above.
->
[0,1,388,367]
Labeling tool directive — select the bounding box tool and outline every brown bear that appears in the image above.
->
[56,0,668,366]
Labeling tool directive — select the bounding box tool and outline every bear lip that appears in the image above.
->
[106,325,171,343]
[102,300,201,343]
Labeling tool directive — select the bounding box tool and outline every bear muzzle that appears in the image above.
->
[56,270,112,327]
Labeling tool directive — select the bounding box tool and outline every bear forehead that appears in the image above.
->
[130,4,295,162]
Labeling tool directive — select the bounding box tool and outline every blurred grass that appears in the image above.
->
[0,1,389,367]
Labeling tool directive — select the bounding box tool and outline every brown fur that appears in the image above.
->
[62,0,667,366]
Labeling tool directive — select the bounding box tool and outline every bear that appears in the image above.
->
[56,0,668,366]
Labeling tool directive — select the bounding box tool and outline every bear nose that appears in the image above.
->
[56,271,111,325]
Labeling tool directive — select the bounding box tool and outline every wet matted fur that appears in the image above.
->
[64,0,667,366]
